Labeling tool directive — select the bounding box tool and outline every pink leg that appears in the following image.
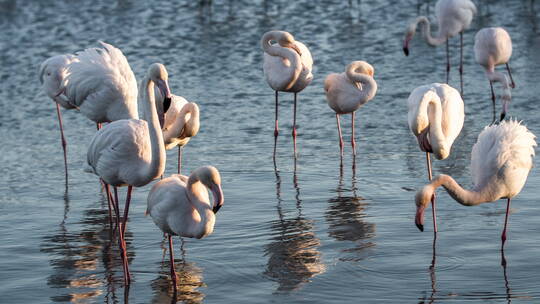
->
[55,103,68,183]
[121,186,132,236]
[426,152,437,234]
[97,123,102,130]
[336,114,344,157]
[103,181,113,228]
[351,112,357,155]
[178,146,183,174]
[446,39,450,84]
[501,198,511,246]
[168,234,178,290]
[506,63,515,89]
[274,91,279,138]
[459,32,464,96]
[292,93,298,155]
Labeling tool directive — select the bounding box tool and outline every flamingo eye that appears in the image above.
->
[47,72,51,76]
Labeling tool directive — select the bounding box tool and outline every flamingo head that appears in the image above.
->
[148,63,172,127]
[415,183,436,232]
[197,166,224,214]
[39,54,76,99]
[403,32,414,56]
[500,95,511,122]
[277,31,302,56]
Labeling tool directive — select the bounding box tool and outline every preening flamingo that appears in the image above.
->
[474,27,515,122]
[415,120,536,247]
[146,166,224,289]
[324,61,378,156]
[39,42,138,180]
[154,81,200,174]
[261,30,313,152]
[408,83,465,233]
[403,0,477,93]
[85,63,170,284]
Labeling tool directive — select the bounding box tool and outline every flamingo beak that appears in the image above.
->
[403,36,411,56]
[415,205,425,232]
[500,99,509,122]
[211,183,224,214]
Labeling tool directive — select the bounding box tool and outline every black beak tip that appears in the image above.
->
[416,222,424,232]
[213,205,222,214]
[500,112,506,122]
[403,47,409,56]
[163,97,172,113]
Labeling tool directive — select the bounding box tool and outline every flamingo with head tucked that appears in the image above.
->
[474,27,515,122]
[403,0,477,93]
[261,30,313,153]
[146,166,224,289]
[324,61,378,156]
[415,120,536,248]
[85,63,170,284]
[408,83,465,233]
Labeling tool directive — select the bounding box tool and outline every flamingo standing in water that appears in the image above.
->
[39,42,138,180]
[415,120,536,247]
[324,61,378,156]
[85,63,170,284]
[261,30,313,153]
[403,0,477,93]
[408,83,465,233]
[154,78,200,174]
[146,166,224,289]
[474,27,515,122]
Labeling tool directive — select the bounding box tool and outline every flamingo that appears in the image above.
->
[403,0,477,93]
[408,83,465,233]
[39,42,138,180]
[146,166,224,289]
[324,61,378,156]
[474,27,515,122]
[261,30,313,152]
[415,120,536,247]
[84,63,170,284]
[154,82,200,174]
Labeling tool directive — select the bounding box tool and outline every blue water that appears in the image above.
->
[1,0,540,303]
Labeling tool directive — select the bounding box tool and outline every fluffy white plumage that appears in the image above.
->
[146,166,224,239]
[39,54,79,109]
[435,0,477,38]
[407,83,464,160]
[64,41,138,122]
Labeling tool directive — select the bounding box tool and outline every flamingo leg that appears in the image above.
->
[490,81,497,123]
[178,146,183,174]
[55,103,68,183]
[501,198,511,246]
[506,63,515,89]
[351,112,357,155]
[168,234,178,290]
[426,152,438,234]
[292,92,298,154]
[274,91,279,138]
[111,186,130,284]
[446,38,450,84]
[121,186,132,237]
[459,32,464,96]
[336,114,344,157]
[97,123,102,130]
[103,181,113,228]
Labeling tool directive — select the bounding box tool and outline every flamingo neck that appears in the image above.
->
[413,16,447,46]
[485,69,512,103]
[345,64,377,104]
[261,32,302,90]
[186,175,215,236]
[416,90,447,159]
[429,174,496,206]
[163,103,200,142]
[138,76,166,184]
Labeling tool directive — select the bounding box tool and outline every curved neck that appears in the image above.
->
[139,76,166,182]
[416,91,446,156]
[413,16,447,46]
[186,175,213,222]
[430,175,495,206]
[345,65,377,103]
[261,33,302,90]
[485,70,512,101]
[163,103,200,140]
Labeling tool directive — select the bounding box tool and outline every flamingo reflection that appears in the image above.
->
[264,161,325,292]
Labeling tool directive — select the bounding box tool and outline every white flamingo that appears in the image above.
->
[39,42,138,180]
[261,30,313,151]
[403,0,477,93]
[408,83,465,233]
[415,120,536,247]
[146,166,224,289]
[84,63,170,284]
[474,27,515,122]
[154,83,200,174]
[324,61,378,156]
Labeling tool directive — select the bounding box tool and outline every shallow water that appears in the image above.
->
[1,0,540,303]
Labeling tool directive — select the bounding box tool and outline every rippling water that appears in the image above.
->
[1,0,540,303]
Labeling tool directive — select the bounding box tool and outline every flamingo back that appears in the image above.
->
[65,42,138,122]
[285,41,313,93]
[474,27,512,69]
[325,72,372,114]
[435,0,476,38]
[471,120,536,196]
